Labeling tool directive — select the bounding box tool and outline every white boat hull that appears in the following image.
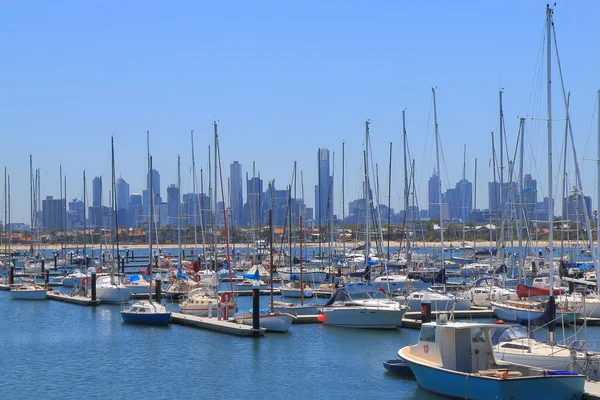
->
[320,307,405,329]
[272,303,320,316]
[277,271,326,283]
[11,287,47,300]
[279,288,314,298]
[96,286,131,303]
[237,313,295,332]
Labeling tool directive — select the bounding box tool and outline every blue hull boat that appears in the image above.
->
[398,320,585,400]
[382,359,413,376]
[121,300,172,325]
[121,312,171,325]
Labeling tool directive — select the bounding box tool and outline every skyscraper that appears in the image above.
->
[428,168,440,219]
[92,176,102,208]
[230,161,244,227]
[455,178,473,222]
[42,196,66,231]
[315,148,333,226]
[116,178,130,211]
[167,184,180,225]
[246,175,263,227]
[148,169,160,199]
[115,178,130,228]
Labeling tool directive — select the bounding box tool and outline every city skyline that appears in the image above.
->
[2,3,600,224]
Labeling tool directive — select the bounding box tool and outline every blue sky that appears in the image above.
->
[2,1,600,223]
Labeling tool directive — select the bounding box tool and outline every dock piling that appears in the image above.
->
[154,274,162,304]
[252,281,260,330]
[91,272,97,301]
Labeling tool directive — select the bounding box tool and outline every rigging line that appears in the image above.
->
[525,18,550,120]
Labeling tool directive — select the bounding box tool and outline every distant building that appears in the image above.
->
[246,175,263,227]
[314,148,333,227]
[42,196,66,231]
[167,184,180,226]
[230,161,244,227]
[428,168,440,219]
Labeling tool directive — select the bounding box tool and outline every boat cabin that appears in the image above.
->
[413,318,500,374]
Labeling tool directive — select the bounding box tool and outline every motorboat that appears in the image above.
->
[492,323,600,380]
[121,300,171,325]
[371,274,421,292]
[393,290,471,312]
[278,268,326,283]
[179,288,236,318]
[398,319,585,399]
[320,284,408,329]
[235,311,296,332]
[466,277,517,307]
[62,269,87,287]
[11,283,47,300]
[279,281,313,298]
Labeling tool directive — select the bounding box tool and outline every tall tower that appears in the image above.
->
[230,161,243,227]
[92,176,102,208]
[315,148,333,226]
[428,168,440,219]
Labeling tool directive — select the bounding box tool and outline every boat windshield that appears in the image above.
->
[491,325,531,345]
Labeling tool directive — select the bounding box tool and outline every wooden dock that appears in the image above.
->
[171,312,264,337]
[47,292,101,306]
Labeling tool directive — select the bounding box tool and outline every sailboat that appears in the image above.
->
[273,215,321,316]
[96,138,131,304]
[320,121,408,329]
[490,5,581,327]
[236,209,295,332]
[11,161,46,300]
[121,143,170,325]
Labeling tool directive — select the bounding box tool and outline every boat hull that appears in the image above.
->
[121,312,171,325]
[11,288,47,300]
[277,271,326,283]
[491,302,578,324]
[272,303,320,316]
[237,313,295,332]
[279,288,314,298]
[96,286,131,303]
[400,348,584,400]
[320,307,404,329]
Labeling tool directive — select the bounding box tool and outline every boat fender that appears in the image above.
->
[96,267,102,274]
[194,275,200,283]
[82,277,89,286]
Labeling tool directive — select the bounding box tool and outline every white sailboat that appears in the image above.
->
[121,137,170,325]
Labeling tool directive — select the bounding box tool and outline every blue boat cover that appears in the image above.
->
[242,270,260,280]
[290,274,299,281]
[177,269,188,280]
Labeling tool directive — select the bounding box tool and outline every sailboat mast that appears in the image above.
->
[213,122,218,272]
[546,4,554,298]
[402,111,411,260]
[191,130,198,254]
[596,89,600,291]
[149,155,153,287]
[342,142,345,258]
[432,88,445,291]
[269,209,274,313]
[517,118,525,284]
[111,137,119,284]
[83,171,87,258]
[387,142,392,260]
[499,90,505,263]
[473,158,477,248]
[364,120,370,271]
[177,155,182,265]
[299,215,304,305]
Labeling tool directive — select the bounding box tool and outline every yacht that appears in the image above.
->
[320,283,408,329]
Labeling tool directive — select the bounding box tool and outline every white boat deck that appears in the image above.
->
[171,312,264,337]
[584,381,600,399]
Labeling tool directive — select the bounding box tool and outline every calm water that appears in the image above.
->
[0,290,441,400]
